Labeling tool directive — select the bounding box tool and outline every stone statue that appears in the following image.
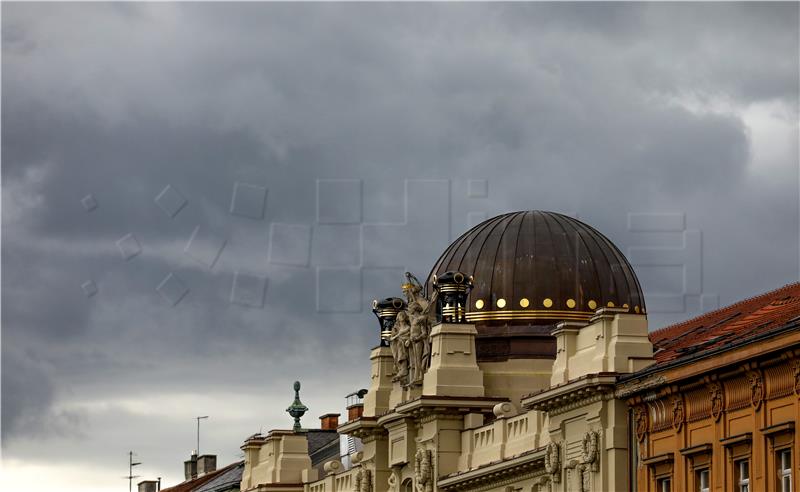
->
[402,272,437,385]
[408,302,431,384]
[390,311,411,381]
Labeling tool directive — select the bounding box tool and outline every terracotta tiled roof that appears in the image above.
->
[159,461,242,492]
[649,283,800,365]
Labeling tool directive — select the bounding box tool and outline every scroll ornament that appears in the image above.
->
[544,441,561,483]
[581,431,599,472]
[414,448,433,492]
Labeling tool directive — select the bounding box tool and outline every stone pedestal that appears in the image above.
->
[423,323,484,397]
[364,346,394,417]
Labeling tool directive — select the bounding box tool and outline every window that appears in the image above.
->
[780,449,792,492]
[736,460,750,492]
[656,477,671,492]
[697,468,710,492]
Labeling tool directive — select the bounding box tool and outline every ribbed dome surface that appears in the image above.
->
[427,211,645,331]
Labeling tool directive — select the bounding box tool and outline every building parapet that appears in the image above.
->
[458,409,547,471]
[304,464,360,492]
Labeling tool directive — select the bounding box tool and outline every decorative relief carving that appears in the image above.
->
[544,441,561,483]
[708,382,723,422]
[581,431,599,473]
[671,397,684,432]
[387,466,401,492]
[747,371,764,409]
[414,448,433,492]
[580,464,591,492]
[354,467,372,492]
[634,406,648,442]
[793,360,800,396]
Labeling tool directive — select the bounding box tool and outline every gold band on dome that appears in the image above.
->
[466,309,594,322]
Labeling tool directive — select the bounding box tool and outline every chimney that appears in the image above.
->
[138,480,159,492]
[196,454,217,476]
[347,404,363,421]
[345,390,367,421]
[319,413,340,430]
[184,451,198,480]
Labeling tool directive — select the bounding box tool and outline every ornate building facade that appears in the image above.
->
[237,211,800,492]
[620,283,800,492]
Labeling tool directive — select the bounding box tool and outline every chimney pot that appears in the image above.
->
[319,413,340,430]
[347,403,364,421]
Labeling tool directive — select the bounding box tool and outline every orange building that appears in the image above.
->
[620,283,800,492]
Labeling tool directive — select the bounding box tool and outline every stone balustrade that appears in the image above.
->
[458,410,546,471]
[304,466,360,492]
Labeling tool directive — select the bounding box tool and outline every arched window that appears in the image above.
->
[402,478,414,492]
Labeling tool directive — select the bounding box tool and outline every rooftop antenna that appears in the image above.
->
[195,415,209,455]
[123,451,141,492]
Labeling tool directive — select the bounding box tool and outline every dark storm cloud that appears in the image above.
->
[2,1,797,485]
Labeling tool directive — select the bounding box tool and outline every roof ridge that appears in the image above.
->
[650,282,800,337]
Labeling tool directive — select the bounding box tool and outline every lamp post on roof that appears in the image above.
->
[286,381,308,431]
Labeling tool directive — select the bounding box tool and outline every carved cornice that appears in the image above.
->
[438,450,546,492]
[616,375,667,399]
[338,417,387,440]
[524,374,618,413]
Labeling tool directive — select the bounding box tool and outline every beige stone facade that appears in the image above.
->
[240,308,653,492]
[237,213,800,492]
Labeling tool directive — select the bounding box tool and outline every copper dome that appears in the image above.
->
[426,211,646,361]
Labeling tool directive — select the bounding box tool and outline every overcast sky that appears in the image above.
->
[2,2,798,490]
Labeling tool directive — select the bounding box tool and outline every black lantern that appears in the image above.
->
[433,271,474,323]
[372,297,407,346]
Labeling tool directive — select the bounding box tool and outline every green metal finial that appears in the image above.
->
[286,381,308,432]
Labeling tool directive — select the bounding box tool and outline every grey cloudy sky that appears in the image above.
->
[2,2,798,489]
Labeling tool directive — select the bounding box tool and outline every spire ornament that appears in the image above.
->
[286,381,308,431]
